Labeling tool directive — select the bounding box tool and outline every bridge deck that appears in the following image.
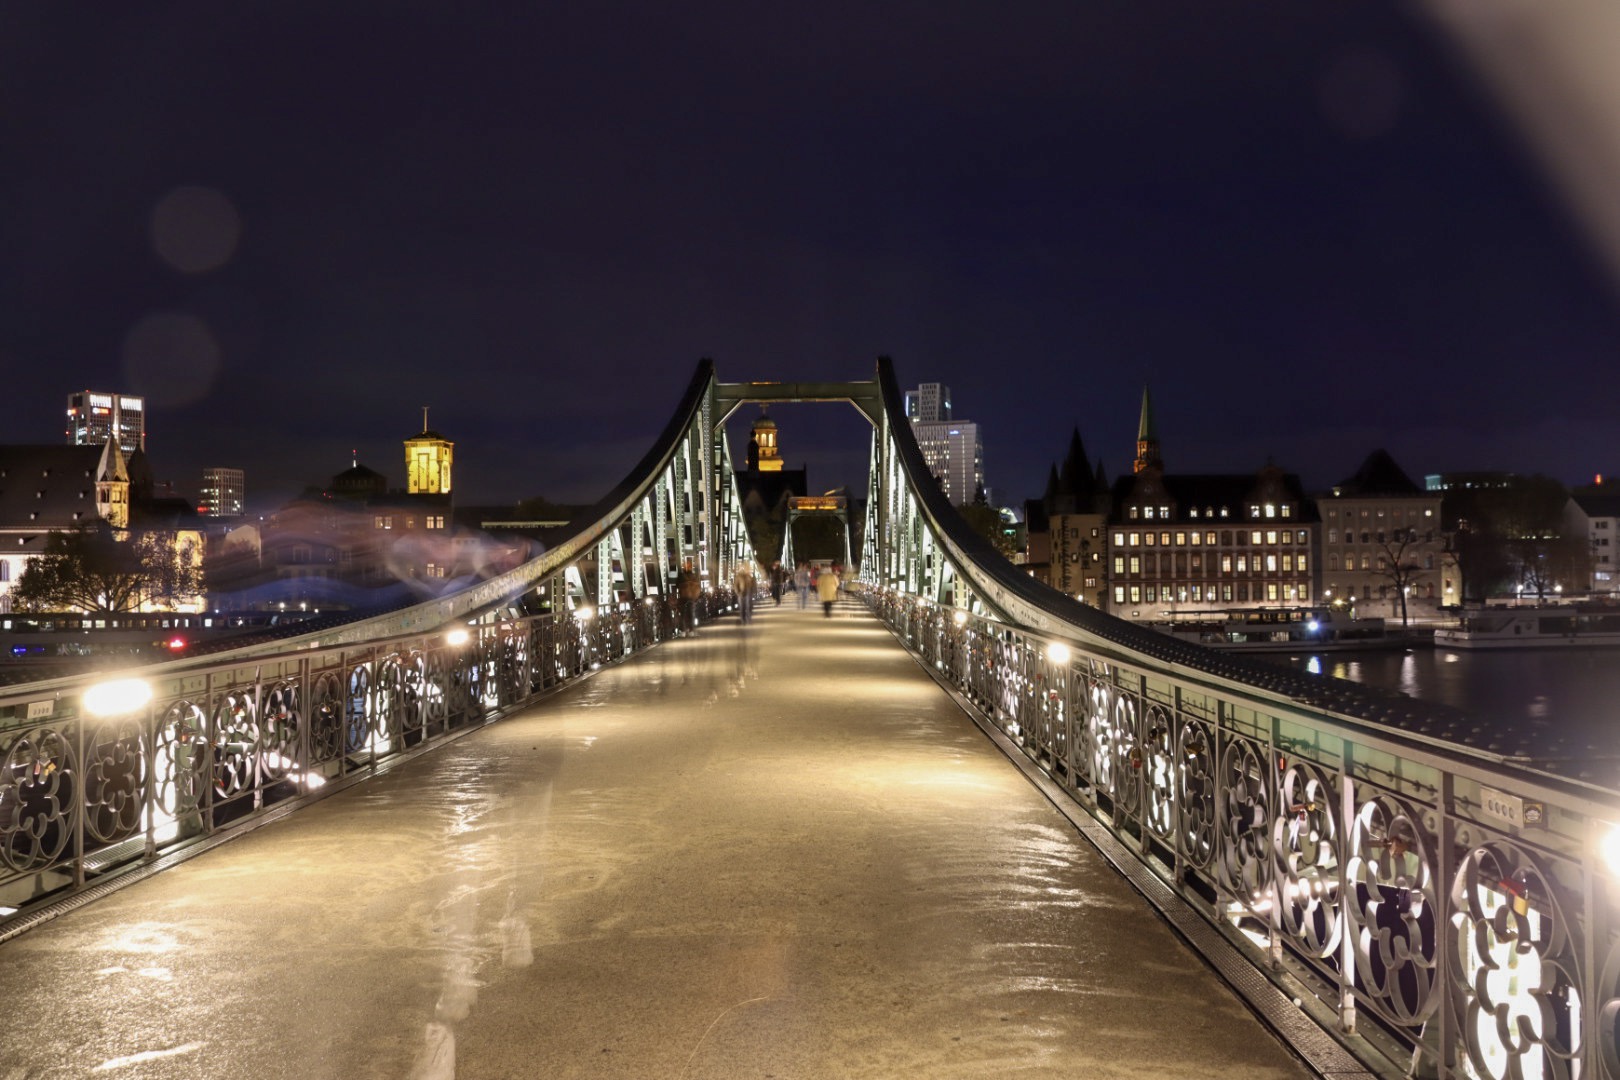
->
[0,600,1309,1079]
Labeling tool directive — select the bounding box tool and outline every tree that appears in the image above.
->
[1444,475,1572,602]
[12,526,203,613]
[1371,529,1426,629]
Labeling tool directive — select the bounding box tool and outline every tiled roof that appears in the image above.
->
[0,445,114,531]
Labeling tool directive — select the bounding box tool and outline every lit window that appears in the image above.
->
[1206,531,1217,545]
[1113,556,1124,574]
[1129,585,1141,603]
[1145,532,1156,546]
[1251,531,1263,545]
[1281,505,1292,518]
[1282,554,1294,572]
[1189,531,1200,545]
[1159,505,1169,518]
[1266,530,1278,545]
[1129,532,1140,546]
[1143,506,1155,520]
[1129,556,1141,574]
[1264,504,1276,518]
[1113,586,1125,604]
[1265,554,1278,572]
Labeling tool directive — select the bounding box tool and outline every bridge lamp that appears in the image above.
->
[444,627,471,648]
[83,678,153,718]
[576,605,595,622]
[953,610,968,627]
[1046,642,1071,665]
[1601,821,1620,879]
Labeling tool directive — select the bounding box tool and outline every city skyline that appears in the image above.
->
[5,4,1620,511]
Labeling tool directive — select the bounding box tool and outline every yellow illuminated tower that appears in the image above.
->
[750,409,784,473]
[405,407,454,495]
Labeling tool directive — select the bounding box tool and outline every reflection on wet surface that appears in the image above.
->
[0,604,1307,1079]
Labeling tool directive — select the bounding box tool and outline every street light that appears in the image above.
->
[83,678,153,718]
[1046,642,1071,664]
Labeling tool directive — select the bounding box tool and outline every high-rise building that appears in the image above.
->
[199,467,246,518]
[905,383,983,504]
[904,382,951,422]
[66,390,146,455]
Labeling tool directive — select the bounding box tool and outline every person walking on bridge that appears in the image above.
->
[817,563,841,617]
[678,558,702,635]
[733,561,756,624]
[794,562,811,608]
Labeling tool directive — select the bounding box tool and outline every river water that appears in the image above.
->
[1266,645,1620,751]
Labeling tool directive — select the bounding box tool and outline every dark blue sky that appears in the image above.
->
[4,2,1618,511]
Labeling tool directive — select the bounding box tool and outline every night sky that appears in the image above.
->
[5,3,1619,513]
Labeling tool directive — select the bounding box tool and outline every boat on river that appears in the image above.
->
[1152,606,1398,652]
[1433,606,1620,649]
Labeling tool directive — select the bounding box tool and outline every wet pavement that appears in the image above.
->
[0,600,1310,1079]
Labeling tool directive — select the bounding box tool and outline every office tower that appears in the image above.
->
[66,390,146,455]
[200,467,246,517]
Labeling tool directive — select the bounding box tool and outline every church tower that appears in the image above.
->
[1133,386,1162,475]
[95,438,130,529]
[405,407,454,495]
[750,408,783,473]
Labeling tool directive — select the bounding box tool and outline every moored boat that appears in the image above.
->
[1433,606,1620,649]
[1153,606,1399,652]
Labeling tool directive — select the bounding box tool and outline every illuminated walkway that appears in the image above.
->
[0,600,1309,1080]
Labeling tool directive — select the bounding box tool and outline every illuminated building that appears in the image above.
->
[904,382,985,505]
[1318,450,1446,621]
[747,410,784,472]
[405,409,453,494]
[1105,389,1319,620]
[199,467,245,518]
[1024,429,1108,606]
[66,390,145,455]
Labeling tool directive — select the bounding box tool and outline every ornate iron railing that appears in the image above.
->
[0,590,733,937]
[867,587,1619,1080]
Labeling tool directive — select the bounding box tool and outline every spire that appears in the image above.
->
[422,406,430,433]
[1043,463,1061,502]
[1059,427,1095,499]
[1133,385,1162,474]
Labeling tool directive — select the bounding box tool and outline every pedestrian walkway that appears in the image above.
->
[0,601,1310,1080]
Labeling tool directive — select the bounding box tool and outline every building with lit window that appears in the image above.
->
[66,390,145,455]
[904,383,984,504]
[1103,388,1319,621]
[1564,490,1620,597]
[1318,450,1447,622]
[199,467,246,518]
[904,382,951,422]
[1023,429,1109,606]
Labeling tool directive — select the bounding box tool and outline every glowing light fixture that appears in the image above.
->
[576,605,595,622]
[444,627,471,647]
[1601,822,1620,878]
[1046,642,1071,664]
[83,678,153,717]
[953,610,968,626]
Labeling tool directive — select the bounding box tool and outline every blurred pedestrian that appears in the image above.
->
[733,561,756,624]
[794,562,811,608]
[678,558,702,635]
[817,564,841,617]
[769,561,786,605]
